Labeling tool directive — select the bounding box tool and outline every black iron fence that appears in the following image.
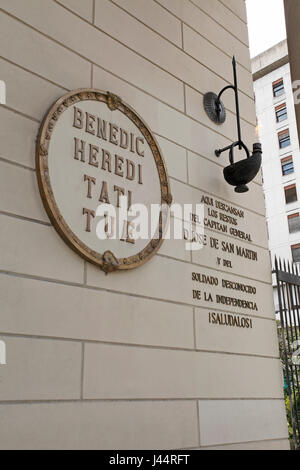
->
[273,257,300,450]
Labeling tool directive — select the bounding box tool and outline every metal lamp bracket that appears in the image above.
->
[203,56,246,157]
[202,57,262,194]
[203,92,226,125]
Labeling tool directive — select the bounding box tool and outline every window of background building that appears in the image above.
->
[273,78,285,97]
[278,129,291,149]
[292,244,300,263]
[281,156,294,176]
[275,103,288,123]
[288,213,300,233]
[285,184,298,204]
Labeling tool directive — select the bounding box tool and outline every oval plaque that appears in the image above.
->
[36,89,172,273]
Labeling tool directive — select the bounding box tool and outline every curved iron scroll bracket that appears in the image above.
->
[204,56,247,156]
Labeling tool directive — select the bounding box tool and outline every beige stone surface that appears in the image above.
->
[183,24,253,97]
[222,0,248,22]
[0,0,289,449]
[156,0,251,71]
[0,161,48,222]
[157,215,270,284]
[93,65,255,177]
[0,274,194,349]
[198,400,288,447]
[0,1,184,111]
[56,0,94,22]
[83,343,284,399]
[0,336,81,401]
[0,401,199,450]
[0,215,84,283]
[0,58,66,121]
[171,179,268,245]
[2,54,255,191]
[191,227,271,283]
[159,234,192,263]
[0,0,254,115]
[191,0,249,46]
[0,108,38,168]
[195,308,278,355]
[94,0,253,98]
[203,439,291,450]
[112,0,183,47]
[87,255,275,317]
[155,135,188,183]
[0,12,91,91]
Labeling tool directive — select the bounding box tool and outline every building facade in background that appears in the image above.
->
[253,40,300,267]
[0,0,289,450]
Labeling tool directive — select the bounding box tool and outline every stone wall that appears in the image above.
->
[0,0,289,449]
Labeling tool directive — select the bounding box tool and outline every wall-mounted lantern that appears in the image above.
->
[204,56,262,193]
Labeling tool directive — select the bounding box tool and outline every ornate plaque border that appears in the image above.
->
[36,89,172,273]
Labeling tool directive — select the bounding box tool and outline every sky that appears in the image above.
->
[246,0,287,57]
